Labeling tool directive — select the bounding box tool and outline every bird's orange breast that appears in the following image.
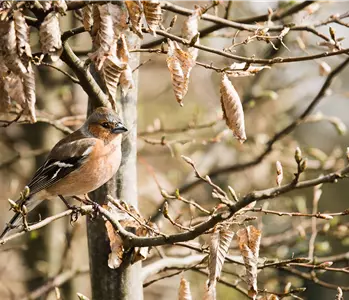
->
[46,137,122,196]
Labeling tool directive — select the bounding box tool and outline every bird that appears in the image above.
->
[0,107,128,239]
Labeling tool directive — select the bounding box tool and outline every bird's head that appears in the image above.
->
[86,107,128,142]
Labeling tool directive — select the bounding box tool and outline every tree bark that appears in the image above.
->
[86,31,142,299]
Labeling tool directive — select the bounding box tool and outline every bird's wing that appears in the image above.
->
[26,132,97,197]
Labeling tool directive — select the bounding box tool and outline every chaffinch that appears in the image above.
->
[0,107,127,238]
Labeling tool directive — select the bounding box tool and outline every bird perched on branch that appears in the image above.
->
[0,107,127,239]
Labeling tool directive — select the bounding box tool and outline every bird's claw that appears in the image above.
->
[69,205,82,225]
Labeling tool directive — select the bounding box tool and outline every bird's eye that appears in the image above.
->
[101,122,109,128]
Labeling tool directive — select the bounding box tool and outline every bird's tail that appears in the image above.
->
[0,211,22,240]
[0,197,43,240]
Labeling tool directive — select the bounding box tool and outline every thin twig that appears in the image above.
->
[38,62,80,84]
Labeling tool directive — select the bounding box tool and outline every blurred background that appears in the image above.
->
[0,1,349,299]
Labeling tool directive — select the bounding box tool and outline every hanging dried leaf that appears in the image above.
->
[203,281,216,300]
[90,3,127,69]
[0,20,27,74]
[13,10,32,59]
[0,1,11,21]
[1,71,25,109]
[208,226,234,291]
[96,4,114,52]
[39,11,62,62]
[220,74,246,143]
[275,160,283,187]
[53,0,68,15]
[83,4,93,32]
[178,278,192,300]
[109,3,128,40]
[91,4,100,38]
[105,220,124,269]
[120,64,134,97]
[0,73,11,113]
[40,0,68,14]
[102,55,127,108]
[166,40,195,106]
[143,0,162,35]
[22,66,36,123]
[117,34,130,63]
[0,17,35,119]
[105,200,155,269]
[237,225,262,300]
[125,0,143,38]
[133,220,157,264]
[182,6,203,61]
[0,64,36,123]
[182,6,202,41]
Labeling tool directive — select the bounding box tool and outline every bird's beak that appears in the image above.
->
[112,123,128,133]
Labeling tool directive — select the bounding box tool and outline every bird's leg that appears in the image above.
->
[73,195,90,205]
[84,194,99,220]
[84,194,94,205]
[72,195,97,220]
[58,195,80,224]
[58,195,72,209]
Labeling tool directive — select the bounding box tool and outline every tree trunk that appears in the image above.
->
[86,31,142,300]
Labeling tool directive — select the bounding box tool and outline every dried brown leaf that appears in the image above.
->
[203,281,216,300]
[178,278,192,300]
[182,6,203,61]
[143,0,162,35]
[0,14,35,121]
[1,71,25,111]
[40,0,68,14]
[120,64,134,97]
[83,4,93,32]
[237,225,261,300]
[96,4,114,53]
[117,34,130,63]
[166,40,195,106]
[182,6,203,41]
[102,55,127,108]
[125,0,143,38]
[109,3,128,40]
[22,66,36,122]
[53,0,67,15]
[0,73,11,113]
[104,200,154,268]
[13,10,32,59]
[40,11,62,62]
[90,3,128,69]
[208,226,234,289]
[0,20,27,74]
[105,220,124,269]
[220,74,246,143]
[132,220,156,264]
[91,4,100,38]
